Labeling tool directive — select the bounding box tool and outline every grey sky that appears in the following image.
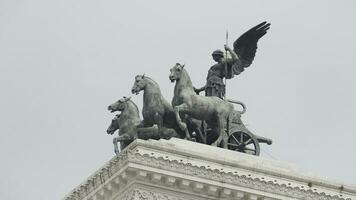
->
[1,0,356,199]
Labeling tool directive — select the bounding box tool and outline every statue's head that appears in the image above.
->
[169,63,185,82]
[212,49,224,62]
[131,74,146,95]
[108,96,131,113]
[106,114,120,135]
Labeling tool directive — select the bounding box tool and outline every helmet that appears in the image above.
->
[212,49,224,57]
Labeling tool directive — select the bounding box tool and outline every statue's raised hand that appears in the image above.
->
[224,44,231,51]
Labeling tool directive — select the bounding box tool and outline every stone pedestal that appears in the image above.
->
[63,138,356,200]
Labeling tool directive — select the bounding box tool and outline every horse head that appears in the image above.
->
[169,63,185,83]
[107,96,132,113]
[106,114,121,135]
[131,74,147,95]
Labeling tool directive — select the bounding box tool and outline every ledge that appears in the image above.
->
[63,138,356,200]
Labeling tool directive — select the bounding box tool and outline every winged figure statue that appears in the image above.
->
[195,21,271,99]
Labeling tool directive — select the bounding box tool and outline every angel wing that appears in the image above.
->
[233,21,270,68]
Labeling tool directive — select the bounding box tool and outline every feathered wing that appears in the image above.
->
[233,21,270,68]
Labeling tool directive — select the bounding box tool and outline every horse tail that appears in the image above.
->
[226,99,246,114]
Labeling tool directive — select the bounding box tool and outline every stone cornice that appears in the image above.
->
[63,139,356,200]
[128,151,351,200]
[63,150,129,200]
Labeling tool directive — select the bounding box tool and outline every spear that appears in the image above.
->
[224,30,228,99]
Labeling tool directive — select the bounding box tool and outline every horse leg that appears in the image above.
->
[196,126,206,144]
[187,118,205,144]
[153,112,166,139]
[113,137,120,155]
[174,103,191,140]
[221,116,230,148]
[137,120,151,128]
[114,134,134,154]
[211,115,225,147]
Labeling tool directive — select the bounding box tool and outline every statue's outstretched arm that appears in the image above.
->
[194,85,206,95]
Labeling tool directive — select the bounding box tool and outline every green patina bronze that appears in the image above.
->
[107,22,272,156]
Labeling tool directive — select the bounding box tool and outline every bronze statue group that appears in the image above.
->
[107,22,272,156]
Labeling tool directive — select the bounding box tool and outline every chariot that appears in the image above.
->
[224,107,272,156]
[108,22,273,155]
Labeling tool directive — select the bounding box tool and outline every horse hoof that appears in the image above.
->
[211,141,218,147]
[221,142,228,148]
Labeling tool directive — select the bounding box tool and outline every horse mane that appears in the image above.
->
[181,67,193,88]
[144,76,157,84]
[127,99,140,115]
[143,76,163,94]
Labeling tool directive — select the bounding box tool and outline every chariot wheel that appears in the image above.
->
[227,131,260,155]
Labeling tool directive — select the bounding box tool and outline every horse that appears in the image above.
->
[107,96,181,155]
[169,63,234,147]
[131,75,206,143]
[106,114,121,135]
[107,96,140,154]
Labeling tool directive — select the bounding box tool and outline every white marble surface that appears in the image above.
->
[63,138,356,200]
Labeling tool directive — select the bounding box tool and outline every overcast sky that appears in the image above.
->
[1,0,356,199]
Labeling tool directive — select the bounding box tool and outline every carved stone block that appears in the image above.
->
[63,139,356,200]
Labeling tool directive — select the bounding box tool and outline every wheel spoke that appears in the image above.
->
[244,147,256,152]
[240,132,244,143]
[231,134,240,145]
[227,143,241,148]
[244,138,252,145]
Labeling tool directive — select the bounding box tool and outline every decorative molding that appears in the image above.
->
[63,139,356,200]
[120,188,188,200]
[128,152,351,200]
[63,149,130,200]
